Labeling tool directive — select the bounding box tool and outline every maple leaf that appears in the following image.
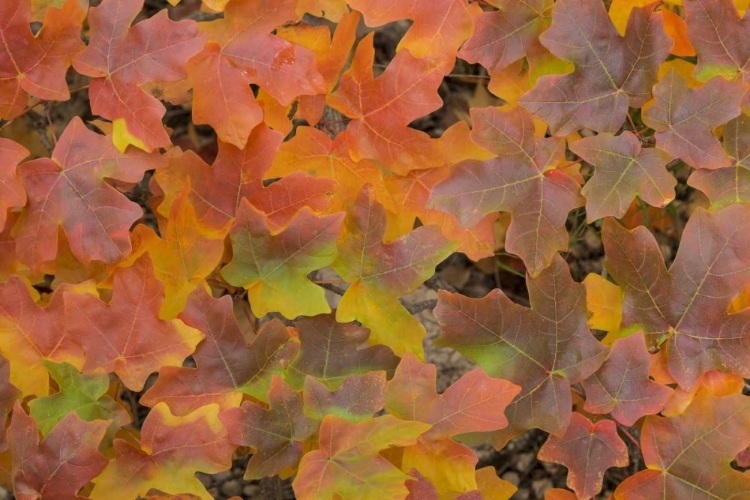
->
[284,313,399,390]
[434,255,607,445]
[8,401,109,500]
[296,0,349,21]
[615,389,750,499]
[684,0,750,82]
[689,113,750,207]
[327,34,444,174]
[0,277,85,397]
[519,0,671,135]
[570,132,675,221]
[188,0,325,148]
[154,125,335,232]
[582,332,672,426]
[538,413,628,499]
[346,0,481,69]
[64,255,203,391]
[266,126,383,214]
[293,415,431,500]
[221,200,344,319]
[429,106,583,276]
[602,205,750,389]
[220,376,316,480]
[385,353,520,494]
[642,69,744,169]
[583,274,623,340]
[15,117,164,270]
[141,288,299,415]
[72,0,206,151]
[132,182,227,319]
[89,403,235,500]
[28,361,130,446]
[0,354,19,452]
[303,372,387,423]
[458,0,551,80]
[0,0,85,119]
[333,186,455,358]
[383,121,499,261]
[0,139,27,230]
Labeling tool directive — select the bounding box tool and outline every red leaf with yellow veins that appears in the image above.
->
[0,277,85,397]
[0,139,27,230]
[571,132,675,221]
[155,125,335,232]
[582,332,672,426]
[65,255,203,391]
[603,205,750,389]
[189,0,324,148]
[434,255,607,445]
[141,288,299,415]
[689,113,750,207]
[284,314,399,390]
[8,402,108,500]
[333,186,456,358]
[89,403,235,500]
[538,413,628,500]
[458,0,551,79]
[293,414,431,500]
[134,182,227,320]
[615,390,750,499]
[346,0,481,69]
[15,117,163,270]
[520,0,670,135]
[685,0,750,82]
[429,107,583,276]
[0,0,85,119]
[303,372,386,423]
[642,69,744,168]
[72,0,205,151]
[327,34,444,173]
[385,353,520,494]
[221,200,344,319]
[220,376,316,480]
[266,126,383,213]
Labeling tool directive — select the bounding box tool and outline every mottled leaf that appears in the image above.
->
[221,200,344,319]
[141,288,299,415]
[434,255,606,445]
[65,255,203,391]
[333,186,455,358]
[429,106,583,275]
[220,376,316,479]
[303,372,386,423]
[28,361,130,444]
[385,353,520,494]
[284,314,399,390]
[90,403,235,500]
[8,402,108,500]
[293,415,431,500]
